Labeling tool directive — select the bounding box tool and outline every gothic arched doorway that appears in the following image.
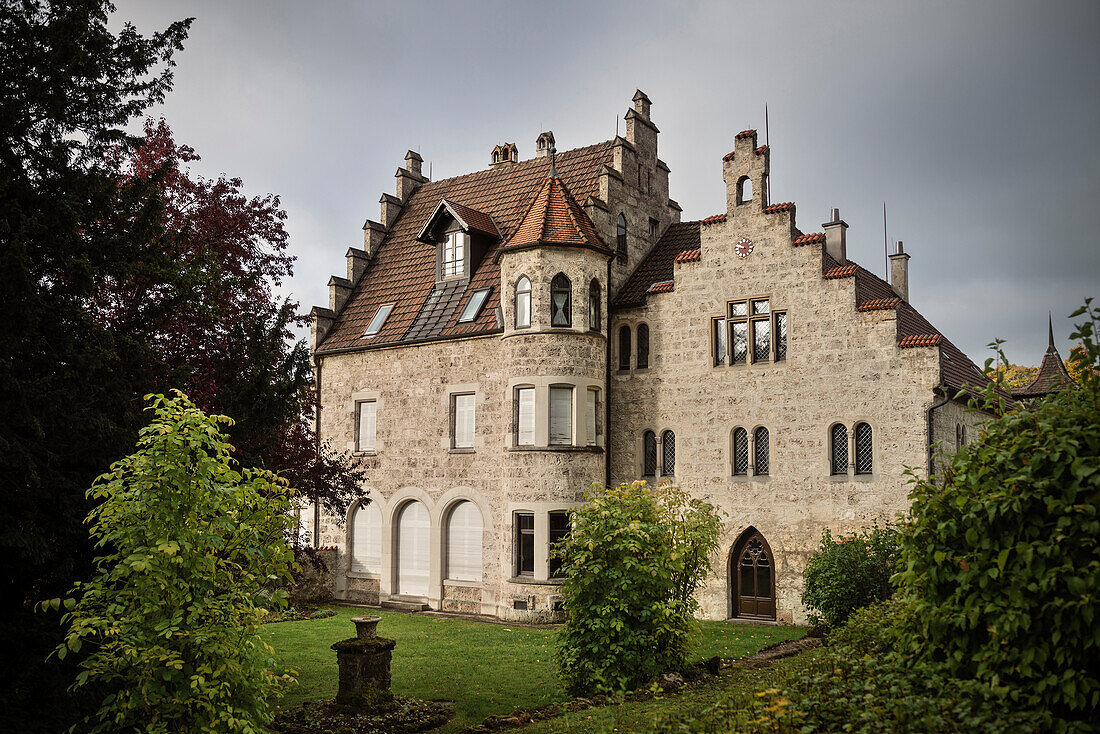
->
[730,528,776,620]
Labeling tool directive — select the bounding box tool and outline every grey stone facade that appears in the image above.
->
[310,91,991,625]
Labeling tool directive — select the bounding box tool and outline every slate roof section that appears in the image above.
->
[404,280,467,342]
[1013,320,1077,399]
[613,221,701,308]
[499,174,609,255]
[317,141,615,352]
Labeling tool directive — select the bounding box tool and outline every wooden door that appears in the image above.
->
[734,531,776,620]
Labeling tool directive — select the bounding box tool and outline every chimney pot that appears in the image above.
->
[896,240,904,255]
[831,208,840,223]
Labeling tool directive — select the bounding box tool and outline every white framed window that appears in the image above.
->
[356,400,377,452]
[362,304,394,338]
[458,288,490,323]
[446,501,483,581]
[452,393,476,449]
[442,231,466,278]
[516,387,535,446]
[549,386,573,446]
[586,389,599,446]
[514,276,531,328]
[351,501,382,573]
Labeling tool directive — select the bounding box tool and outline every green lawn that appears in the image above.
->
[262,605,804,732]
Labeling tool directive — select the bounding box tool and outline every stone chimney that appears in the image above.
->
[490,143,518,169]
[535,131,555,158]
[822,208,848,263]
[889,241,910,302]
[632,89,651,120]
[624,89,657,157]
[395,150,428,202]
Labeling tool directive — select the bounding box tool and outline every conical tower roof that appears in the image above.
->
[498,153,609,256]
[1013,314,1078,399]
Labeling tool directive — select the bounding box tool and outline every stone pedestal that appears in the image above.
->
[331,616,396,709]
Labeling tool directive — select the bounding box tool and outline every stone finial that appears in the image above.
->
[380,193,402,229]
[632,89,652,120]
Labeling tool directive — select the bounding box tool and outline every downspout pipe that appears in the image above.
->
[926,384,951,479]
[604,257,613,491]
[313,356,323,548]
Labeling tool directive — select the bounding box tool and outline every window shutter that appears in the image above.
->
[549,386,573,445]
[454,394,475,448]
[352,502,382,573]
[586,390,597,446]
[396,502,430,596]
[446,501,483,581]
[517,388,535,445]
[358,402,377,451]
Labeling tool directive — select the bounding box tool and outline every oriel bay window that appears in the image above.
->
[719,298,787,365]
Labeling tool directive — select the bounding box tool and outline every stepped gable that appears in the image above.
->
[1013,317,1077,399]
[614,221,701,307]
[317,141,615,351]
[498,172,609,254]
[614,217,994,397]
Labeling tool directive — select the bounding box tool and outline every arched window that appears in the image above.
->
[739,176,753,204]
[616,213,627,262]
[830,424,849,476]
[637,323,650,369]
[550,273,571,327]
[588,279,601,331]
[351,500,382,573]
[618,325,631,370]
[855,422,873,474]
[514,275,531,328]
[754,427,769,476]
[395,501,430,596]
[446,501,483,582]
[662,430,676,476]
[643,430,657,477]
[732,427,749,476]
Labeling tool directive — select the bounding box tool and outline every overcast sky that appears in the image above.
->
[115,0,1099,366]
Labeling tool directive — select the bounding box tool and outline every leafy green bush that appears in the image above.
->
[801,523,901,626]
[46,392,298,733]
[554,482,722,695]
[895,300,1100,719]
[650,601,1071,733]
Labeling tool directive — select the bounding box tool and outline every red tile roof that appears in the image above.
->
[857,297,902,311]
[754,145,769,155]
[735,129,756,139]
[899,334,942,348]
[763,202,794,214]
[823,263,857,279]
[614,221,700,307]
[647,280,675,294]
[793,232,825,246]
[443,199,499,238]
[722,151,736,162]
[500,174,609,254]
[317,141,615,351]
[675,248,701,263]
[701,213,727,225]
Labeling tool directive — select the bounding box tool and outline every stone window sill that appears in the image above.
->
[728,475,770,483]
[352,450,378,457]
[448,448,475,454]
[507,576,564,586]
[508,446,604,454]
[347,571,381,580]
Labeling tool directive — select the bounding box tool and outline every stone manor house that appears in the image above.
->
[308,90,999,624]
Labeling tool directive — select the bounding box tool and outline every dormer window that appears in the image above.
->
[458,287,490,323]
[362,303,394,338]
[442,231,467,278]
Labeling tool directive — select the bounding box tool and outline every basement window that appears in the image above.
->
[362,304,394,337]
[458,288,491,323]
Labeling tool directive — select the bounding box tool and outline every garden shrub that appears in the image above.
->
[554,482,722,695]
[45,392,298,733]
[801,522,901,626]
[895,300,1100,719]
[649,601,1072,733]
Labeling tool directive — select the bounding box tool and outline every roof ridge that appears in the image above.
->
[419,140,615,188]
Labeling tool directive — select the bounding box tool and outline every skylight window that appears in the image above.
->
[457,288,490,323]
[362,304,394,337]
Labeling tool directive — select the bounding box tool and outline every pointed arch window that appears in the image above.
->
[754,427,769,476]
[661,430,676,476]
[618,325,631,370]
[830,423,849,476]
[854,422,873,475]
[637,324,650,369]
[643,430,657,477]
[550,273,571,327]
[514,276,531,328]
[588,279,601,332]
[616,213,627,262]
